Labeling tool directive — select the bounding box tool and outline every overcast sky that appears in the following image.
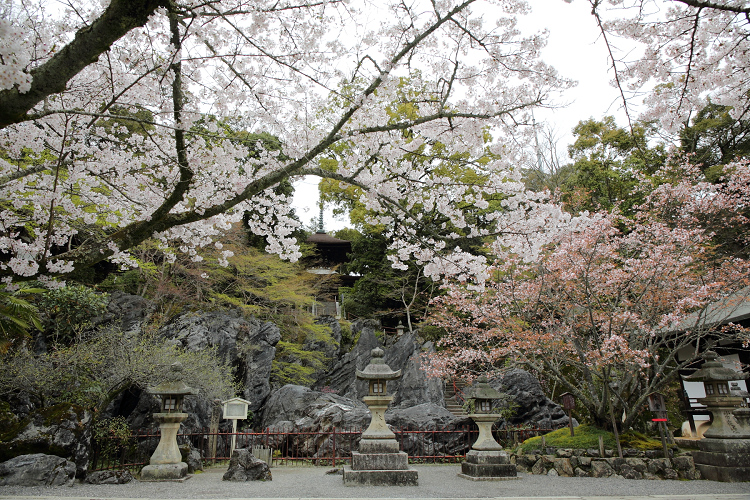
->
[292,0,630,232]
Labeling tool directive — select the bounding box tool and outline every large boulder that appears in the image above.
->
[261,386,466,459]
[160,309,281,416]
[223,448,272,481]
[489,369,569,429]
[262,385,370,431]
[319,319,381,400]
[94,291,152,334]
[390,340,444,408]
[0,453,76,486]
[261,385,368,459]
[115,309,281,432]
[0,403,91,477]
[316,321,444,408]
[385,404,468,457]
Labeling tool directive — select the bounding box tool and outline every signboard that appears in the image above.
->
[222,397,251,420]
[561,392,575,410]
[648,392,665,413]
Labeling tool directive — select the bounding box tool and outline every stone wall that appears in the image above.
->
[513,448,700,480]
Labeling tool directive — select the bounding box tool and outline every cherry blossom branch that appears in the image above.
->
[675,0,750,15]
[588,0,636,133]
[0,0,170,128]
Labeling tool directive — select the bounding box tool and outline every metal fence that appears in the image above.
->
[90,425,551,472]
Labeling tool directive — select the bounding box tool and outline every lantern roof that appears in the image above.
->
[467,376,503,401]
[356,347,401,380]
[147,362,198,396]
[684,351,749,382]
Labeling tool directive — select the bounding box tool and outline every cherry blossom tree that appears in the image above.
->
[589,0,750,133]
[0,0,575,286]
[426,159,750,429]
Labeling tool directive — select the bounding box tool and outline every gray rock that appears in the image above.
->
[84,469,135,484]
[321,320,381,400]
[590,460,614,478]
[223,448,272,481]
[625,457,647,473]
[262,385,370,431]
[94,292,152,334]
[385,403,455,430]
[317,321,444,411]
[0,403,91,477]
[647,457,671,475]
[619,464,643,480]
[390,341,444,408]
[575,467,589,477]
[160,310,280,416]
[0,453,75,486]
[553,457,574,477]
[531,458,547,475]
[179,443,203,473]
[386,404,466,456]
[489,369,569,429]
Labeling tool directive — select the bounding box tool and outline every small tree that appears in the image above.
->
[427,159,750,429]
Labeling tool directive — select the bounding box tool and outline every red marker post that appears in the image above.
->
[648,393,669,459]
[561,392,576,437]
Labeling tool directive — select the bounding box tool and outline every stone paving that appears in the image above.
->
[0,464,748,500]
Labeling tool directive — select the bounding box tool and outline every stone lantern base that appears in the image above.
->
[459,450,518,481]
[343,451,418,486]
[140,462,189,481]
[693,438,750,482]
[343,440,418,486]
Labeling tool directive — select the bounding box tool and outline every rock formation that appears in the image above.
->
[489,369,569,429]
[0,453,76,486]
[0,403,91,477]
[223,448,272,481]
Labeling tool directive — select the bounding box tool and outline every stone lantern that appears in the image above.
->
[685,350,750,481]
[343,347,417,486]
[140,362,197,481]
[459,376,517,480]
[395,321,405,338]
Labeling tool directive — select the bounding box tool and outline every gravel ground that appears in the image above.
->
[0,464,749,499]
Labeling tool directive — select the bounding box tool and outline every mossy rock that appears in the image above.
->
[0,401,25,443]
[620,430,664,450]
[517,424,662,453]
[0,402,91,475]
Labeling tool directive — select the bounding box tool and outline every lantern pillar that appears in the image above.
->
[685,351,750,482]
[140,363,197,481]
[343,347,418,486]
[459,376,517,481]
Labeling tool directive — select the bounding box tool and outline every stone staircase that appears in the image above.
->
[444,377,467,416]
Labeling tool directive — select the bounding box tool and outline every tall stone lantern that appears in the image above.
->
[685,351,750,482]
[343,347,418,486]
[140,362,197,481]
[459,376,517,480]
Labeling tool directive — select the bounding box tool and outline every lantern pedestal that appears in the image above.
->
[343,348,417,487]
[343,394,418,486]
[459,413,517,481]
[684,351,750,482]
[140,412,190,481]
[693,395,750,482]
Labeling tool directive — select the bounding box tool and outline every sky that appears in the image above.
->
[291,0,629,232]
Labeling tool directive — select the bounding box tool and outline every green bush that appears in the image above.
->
[38,284,109,344]
[92,416,134,462]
